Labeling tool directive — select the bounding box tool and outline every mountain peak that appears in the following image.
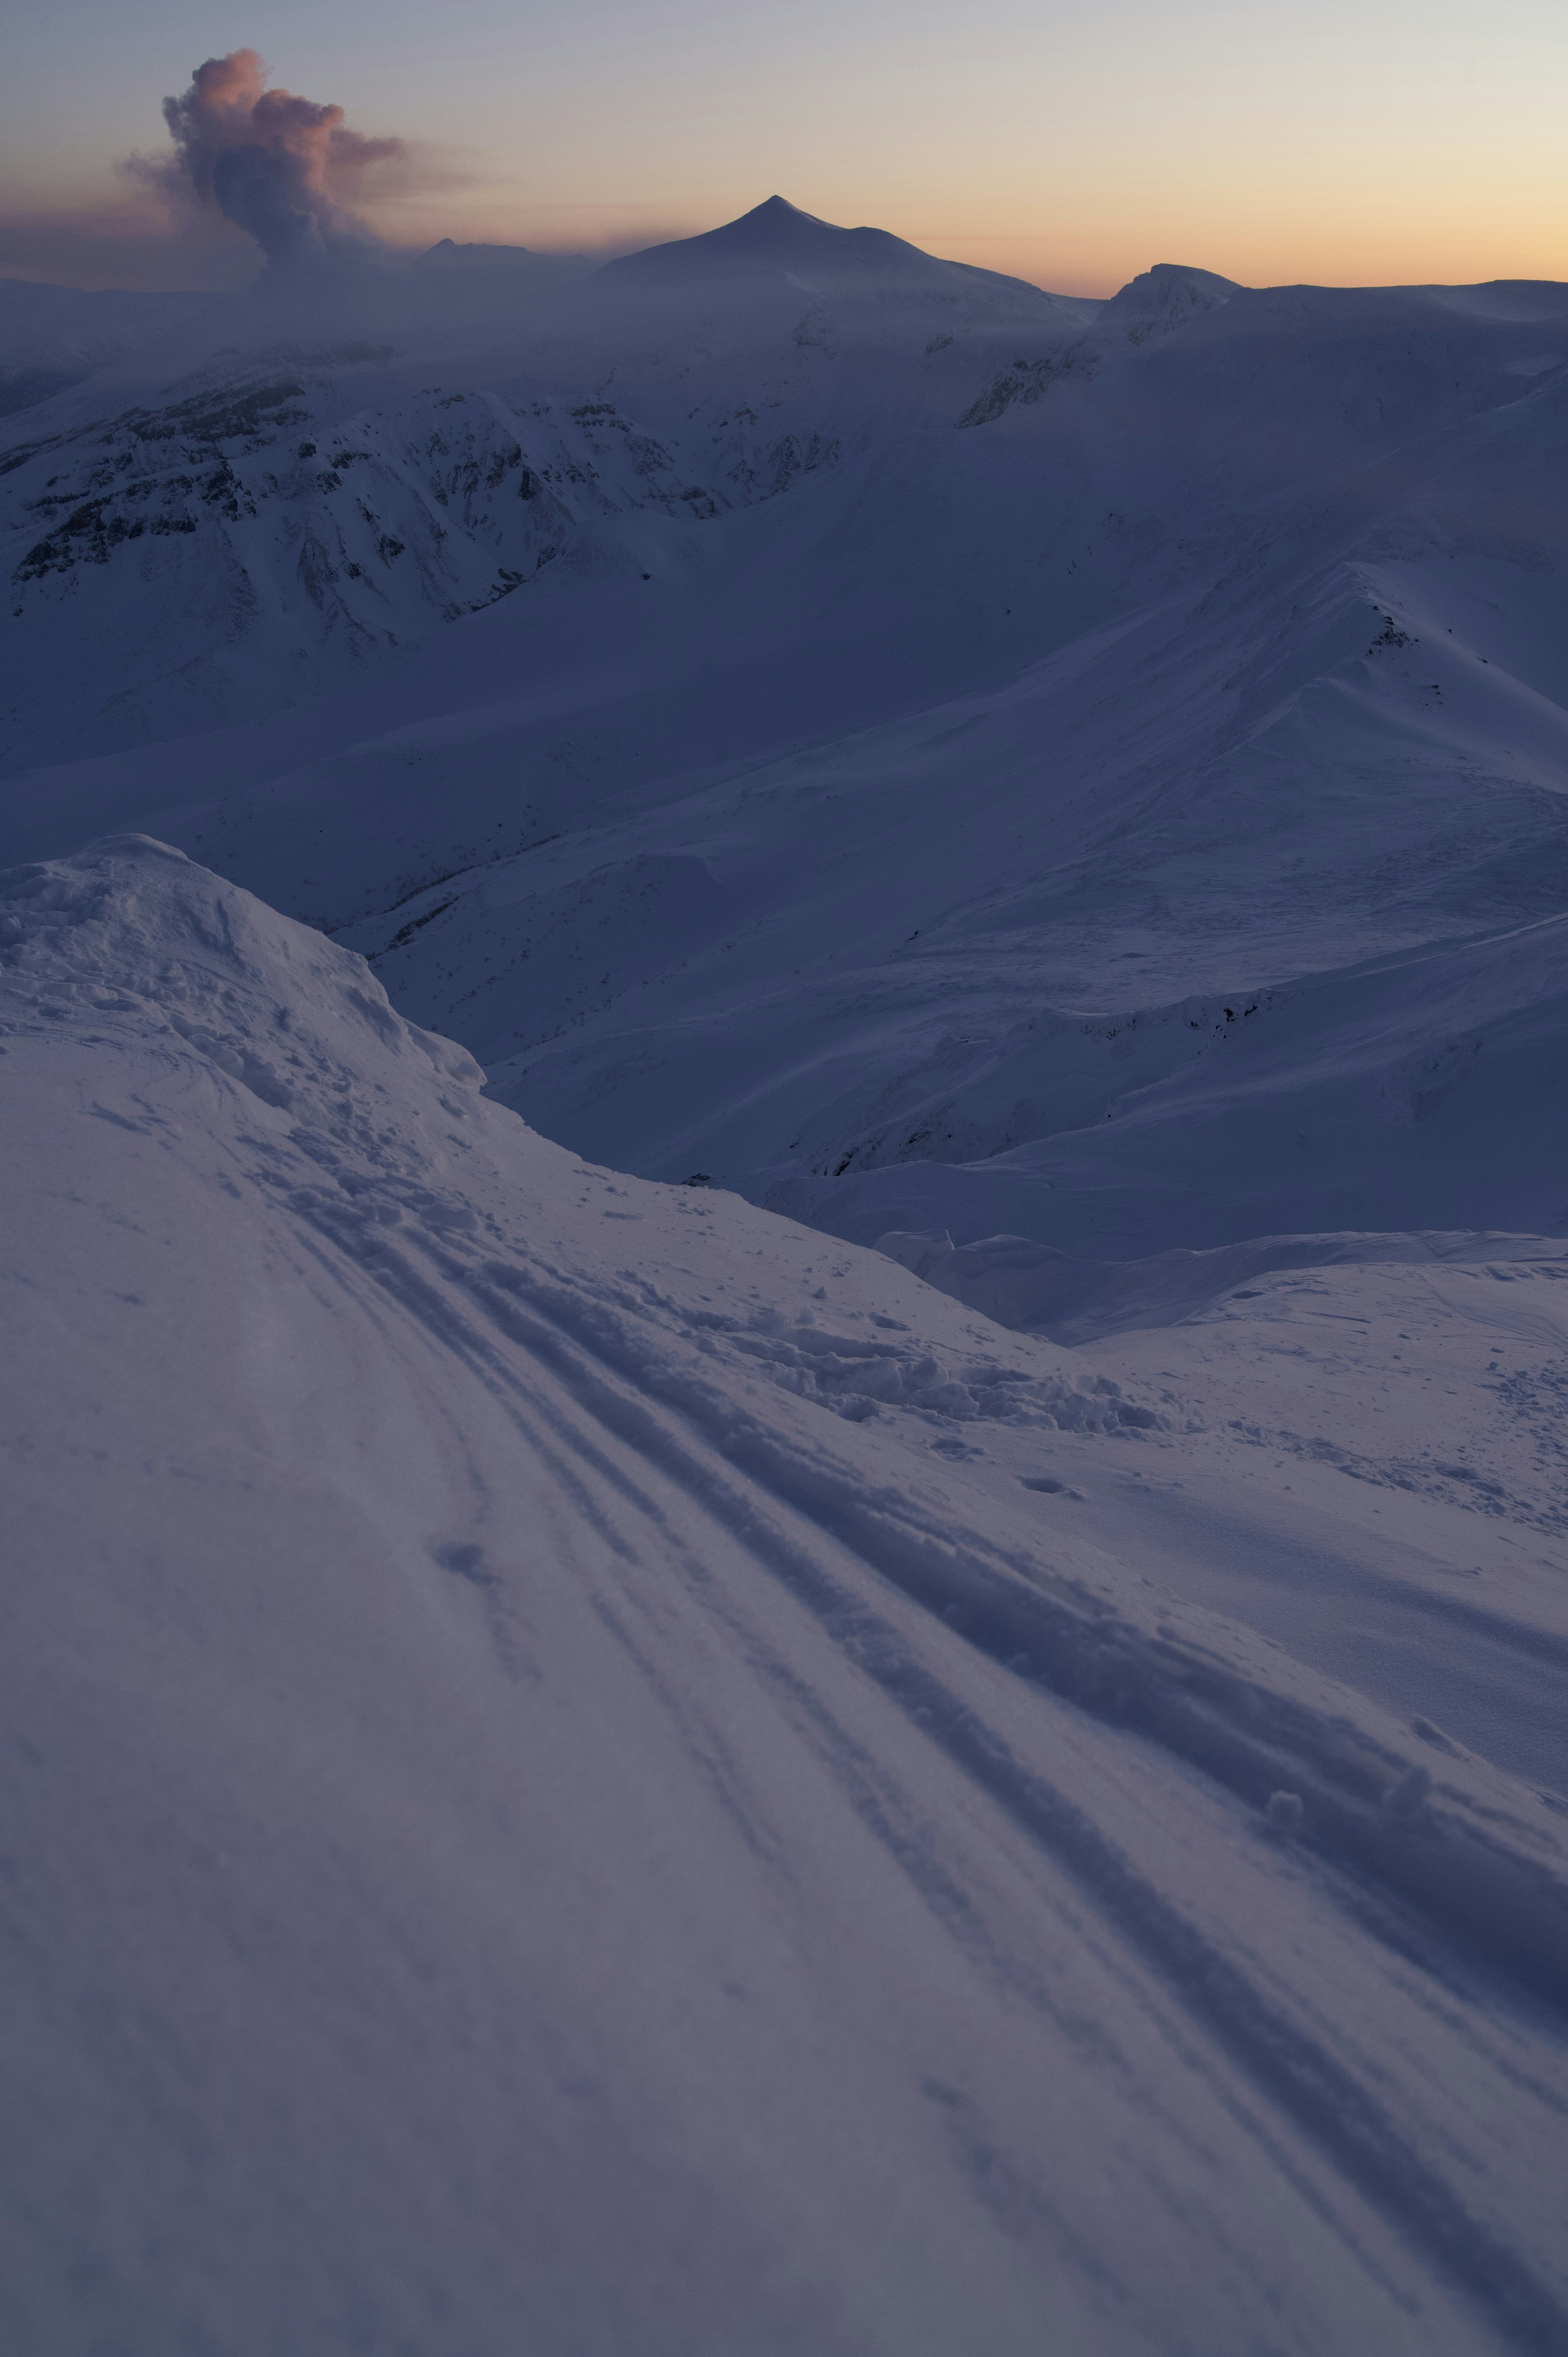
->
[600,197,1045,301]
[606,196,876,276]
[1100,261,1241,343]
[743,196,818,222]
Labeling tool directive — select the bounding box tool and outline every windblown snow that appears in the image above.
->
[4,196,1568,2353]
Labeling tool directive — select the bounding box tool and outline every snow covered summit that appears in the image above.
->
[605,193,1051,299]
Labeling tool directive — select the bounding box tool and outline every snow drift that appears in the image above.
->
[5,836,1568,2352]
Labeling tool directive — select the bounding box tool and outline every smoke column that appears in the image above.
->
[162,51,403,269]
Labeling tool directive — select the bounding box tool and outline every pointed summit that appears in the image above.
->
[600,198,1047,301]
[602,195,902,279]
[687,196,851,260]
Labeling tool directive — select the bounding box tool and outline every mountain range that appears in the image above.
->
[5,196,1568,2353]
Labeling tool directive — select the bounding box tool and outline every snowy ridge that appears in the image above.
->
[0,364,842,764]
[6,835,1568,2349]
[0,202,1089,765]
[8,255,1563,1279]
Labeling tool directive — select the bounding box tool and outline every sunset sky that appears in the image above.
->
[4,0,1564,294]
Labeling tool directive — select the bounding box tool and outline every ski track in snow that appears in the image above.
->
[4,206,1568,2351]
[4,836,1568,2352]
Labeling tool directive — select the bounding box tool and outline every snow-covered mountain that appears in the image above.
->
[6,223,1564,1282]
[0,200,1087,765]
[6,201,1568,2348]
[600,191,1060,301]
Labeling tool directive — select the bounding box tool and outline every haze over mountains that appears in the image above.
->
[6,181,1568,2354]
[5,196,1564,1276]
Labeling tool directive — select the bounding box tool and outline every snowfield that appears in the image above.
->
[7,837,1568,2353]
[4,199,1568,2351]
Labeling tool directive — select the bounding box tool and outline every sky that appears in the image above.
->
[2,0,1565,294]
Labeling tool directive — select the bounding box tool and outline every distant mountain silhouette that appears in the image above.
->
[601,195,1051,301]
[418,239,591,279]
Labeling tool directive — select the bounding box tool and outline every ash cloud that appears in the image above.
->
[0,50,599,297]
[160,49,404,270]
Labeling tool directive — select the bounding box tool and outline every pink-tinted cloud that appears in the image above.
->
[160,49,404,268]
[0,50,670,293]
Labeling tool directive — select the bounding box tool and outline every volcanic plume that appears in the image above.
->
[161,49,402,268]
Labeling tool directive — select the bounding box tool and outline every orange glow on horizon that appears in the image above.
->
[4,0,1566,296]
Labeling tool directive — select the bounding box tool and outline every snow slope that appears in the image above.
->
[0,201,1086,767]
[6,836,1568,2353]
[4,233,1565,1288]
